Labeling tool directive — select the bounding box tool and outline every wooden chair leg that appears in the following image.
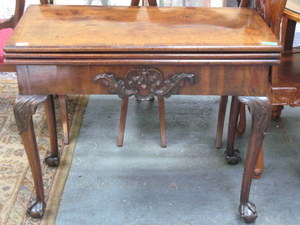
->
[44,95,60,167]
[117,97,129,147]
[59,95,69,145]
[158,97,167,148]
[253,147,264,179]
[238,97,271,223]
[131,0,140,6]
[14,95,49,218]
[225,96,241,165]
[236,103,246,137]
[215,95,228,149]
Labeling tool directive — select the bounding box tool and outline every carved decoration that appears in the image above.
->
[94,68,195,100]
[238,96,271,133]
[239,201,257,223]
[256,0,268,22]
[14,95,48,134]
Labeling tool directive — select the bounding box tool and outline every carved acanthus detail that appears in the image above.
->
[14,95,48,134]
[94,68,195,100]
[238,96,271,133]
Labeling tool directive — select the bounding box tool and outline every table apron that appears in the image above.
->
[16,65,269,96]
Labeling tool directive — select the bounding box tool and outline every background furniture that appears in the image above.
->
[0,0,24,72]
[0,0,70,145]
[215,0,294,178]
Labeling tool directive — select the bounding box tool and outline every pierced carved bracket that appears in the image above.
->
[238,96,271,133]
[14,95,48,134]
[94,67,195,100]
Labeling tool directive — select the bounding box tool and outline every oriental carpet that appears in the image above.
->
[0,73,88,225]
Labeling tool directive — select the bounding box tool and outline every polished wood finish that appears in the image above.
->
[5,7,280,54]
[6,5,281,222]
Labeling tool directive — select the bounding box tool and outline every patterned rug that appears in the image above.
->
[0,74,88,225]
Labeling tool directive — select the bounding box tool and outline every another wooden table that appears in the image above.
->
[5,5,280,222]
[282,0,300,50]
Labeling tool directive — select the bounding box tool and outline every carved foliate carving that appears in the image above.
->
[14,95,48,134]
[238,96,271,133]
[94,68,195,100]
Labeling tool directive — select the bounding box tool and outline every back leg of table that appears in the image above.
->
[117,96,129,147]
[59,95,69,145]
[215,95,228,149]
[44,95,60,167]
[158,96,167,148]
[236,104,246,137]
[225,96,241,165]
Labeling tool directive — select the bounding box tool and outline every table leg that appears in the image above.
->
[44,95,60,166]
[158,96,167,148]
[215,95,228,149]
[238,96,271,223]
[13,95,49,218]
[117,96,129,147]
[236,104,246,137]
[59,95,69,145]
[225,96,241,164]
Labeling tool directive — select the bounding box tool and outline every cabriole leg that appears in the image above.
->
[238,97,271,223]
[14,95,49,218]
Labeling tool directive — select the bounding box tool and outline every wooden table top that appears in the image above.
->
[285,0,300,22]
[5,5,280,55]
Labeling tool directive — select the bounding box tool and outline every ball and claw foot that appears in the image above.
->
[225,149,241,165]
[27,201,46,219]
[45,154,60,167]
[239,201,257,223]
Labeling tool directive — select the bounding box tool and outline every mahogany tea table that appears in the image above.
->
[4,5,281,223]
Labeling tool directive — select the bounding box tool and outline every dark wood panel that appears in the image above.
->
[17,65,269,96]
